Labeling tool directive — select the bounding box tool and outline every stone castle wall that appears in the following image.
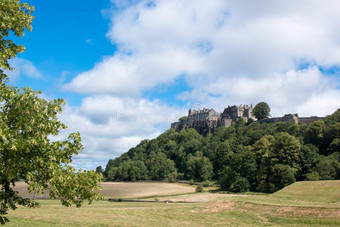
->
[171,104,324,134]
[171,105,254,134]
[258,114,324,124]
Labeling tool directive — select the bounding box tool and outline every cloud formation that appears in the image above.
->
[65,0,339,111]
[58,96,185,169]
[6,58,42,82]
[62,0,340,169]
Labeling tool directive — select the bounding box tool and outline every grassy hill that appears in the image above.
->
[272,180,340,203]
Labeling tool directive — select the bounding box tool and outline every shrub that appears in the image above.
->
[196,185,204,192]
[306,172,320,181]
[167,171,178,182]
[202,181,211,187]
[230,177,250,192]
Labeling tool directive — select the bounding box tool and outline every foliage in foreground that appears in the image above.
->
[0,0,102,224]
[104,109,340,193]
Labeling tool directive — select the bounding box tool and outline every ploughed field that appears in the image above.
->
[7,181,340,226]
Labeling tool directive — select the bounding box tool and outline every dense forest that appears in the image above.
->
[103,108,340,193]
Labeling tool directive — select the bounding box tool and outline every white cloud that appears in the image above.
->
[181,67,339,116]
[65,0,340,98]
[57,96,186,169]
[63,49,203,95]
[6,58,42,81]
[297,90,340,117]
[61,0,340,169]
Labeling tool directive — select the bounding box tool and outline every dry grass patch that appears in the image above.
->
[240,201,340,218]
[199,201,237,213]
[276,206,340,218]
[150,192,248,203]
[100,182,195,198]
[12,181,195,200]
[12,181,50,199]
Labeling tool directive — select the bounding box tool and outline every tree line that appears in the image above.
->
[103,108,340,193]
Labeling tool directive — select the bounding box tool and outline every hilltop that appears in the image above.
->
[171,104,324,135]
[103,108,340,193]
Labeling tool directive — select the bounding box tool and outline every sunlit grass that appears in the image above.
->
[6,181,340,226]
[272,180,340,203]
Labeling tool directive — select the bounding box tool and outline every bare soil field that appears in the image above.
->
[12,181,196,199]
[100,182,195,198]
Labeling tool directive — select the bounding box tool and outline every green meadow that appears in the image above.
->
[5,181,340,226]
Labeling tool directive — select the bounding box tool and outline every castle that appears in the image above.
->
[171,104,324,134]
[171,104,255,134]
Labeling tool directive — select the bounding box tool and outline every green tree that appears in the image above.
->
[230,176,250,192]
[252,135,274,164]
[304,120,325,151]
[271,132,301,169]
[213,126,235,142]
[204,140,233,176]
[229,148,258,190]
[253,102,271,120]
[268,164,296,192]
[0,0,34,70]
[324,108,340,125]
[306,172,320,181]
[0,1,102,224]
[218,166,236,191]
[254,133,300,192]
[313,155,340,180]
[96,166,103,174]
[298,144,320,180]
[0,86,103,224]
[103,155,130,177]
[129,161,148,181]
[108,160,148,181]
[115,160,133,181]
[146,152,176,180]
[107,167,118,181]
[186,152,213,181]
[324,123,340,154]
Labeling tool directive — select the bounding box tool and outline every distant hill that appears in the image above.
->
[103,108,340,193]
[272,180,340,203]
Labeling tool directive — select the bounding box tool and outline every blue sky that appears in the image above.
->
[8,0,340,170]
[11,0,114,104]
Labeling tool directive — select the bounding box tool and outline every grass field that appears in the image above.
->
[6,181,340,226]
[272,180,340,203]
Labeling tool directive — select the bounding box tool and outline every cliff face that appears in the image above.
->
[171,105,325,134]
